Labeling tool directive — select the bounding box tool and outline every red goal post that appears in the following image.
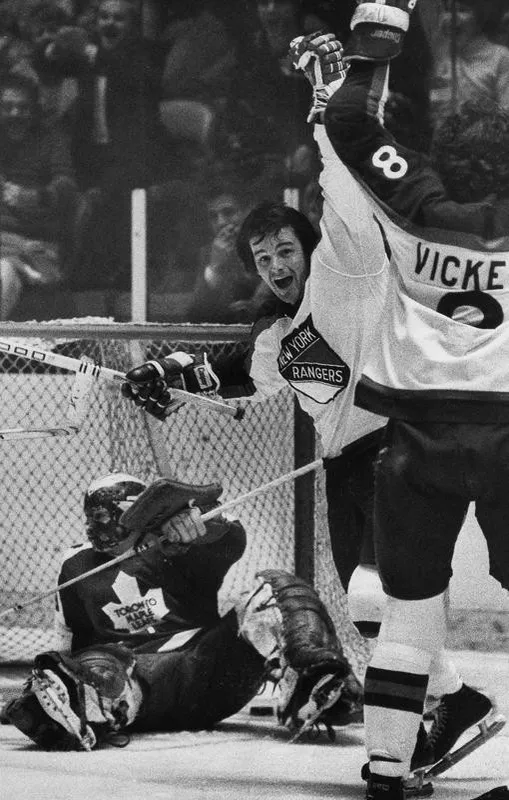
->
[0,321,367,671]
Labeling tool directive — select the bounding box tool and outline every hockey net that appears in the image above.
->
[0,321,369,673]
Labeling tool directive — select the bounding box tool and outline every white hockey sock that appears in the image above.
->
[427,650,462,707]
[365,592,448,777]
[365,642,431,777]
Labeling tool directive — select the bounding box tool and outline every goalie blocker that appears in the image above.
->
[5,571,361,749]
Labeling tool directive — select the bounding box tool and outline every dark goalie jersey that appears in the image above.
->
[324,61,509,423]
[54,520,245,653]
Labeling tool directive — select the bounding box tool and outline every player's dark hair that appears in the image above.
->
[236,200,320,273]
[430,100,509,202]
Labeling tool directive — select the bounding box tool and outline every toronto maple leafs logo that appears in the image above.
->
[278,315,350,403]
[103,571,170,633]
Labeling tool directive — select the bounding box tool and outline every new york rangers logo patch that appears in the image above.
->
[278,315,350,403]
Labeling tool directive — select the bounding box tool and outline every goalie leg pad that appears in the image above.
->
[5,644,144,750]
[256,569,350,677]
[236,578,284,665]
[238,570,354,735]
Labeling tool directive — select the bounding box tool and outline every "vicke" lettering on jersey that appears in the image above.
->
[415,242,506,291]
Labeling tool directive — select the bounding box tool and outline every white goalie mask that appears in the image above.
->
[84,473,147,551]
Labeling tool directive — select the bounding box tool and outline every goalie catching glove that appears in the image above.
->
[121,352,221,420]
[84,473,224,552]
[120,476,223,545]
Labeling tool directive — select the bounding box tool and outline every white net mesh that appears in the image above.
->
[0,322,369,675]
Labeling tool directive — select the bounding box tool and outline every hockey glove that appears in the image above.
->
[289,33,347,123]
[121,352,221,420]
[342,0,418,63]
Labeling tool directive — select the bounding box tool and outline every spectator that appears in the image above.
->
[212,0,321,206]
[161,0,237,109]
[38,0,208,294]
[187,177,263,323]
[24,1,79,123]
[429,0,509,129]
[0,6,38,85]
[0,72,76,319]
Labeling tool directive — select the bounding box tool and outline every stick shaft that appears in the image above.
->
[0,339,240,419]
[0,426,79,441]
[0,458,324,619]
[201,458,323,521]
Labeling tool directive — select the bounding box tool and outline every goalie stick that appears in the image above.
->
[0,364,95,441]
[0,457,324,620]
[0,339,244,421]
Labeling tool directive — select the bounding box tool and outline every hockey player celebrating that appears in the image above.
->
[119,37,493,780]
[4,472,361,749]
[291,3,509,799]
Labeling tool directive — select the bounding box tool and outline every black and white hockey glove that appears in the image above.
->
[289,33,347,123]
[121,352,221,420]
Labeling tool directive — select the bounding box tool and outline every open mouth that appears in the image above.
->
[273,276,293,290]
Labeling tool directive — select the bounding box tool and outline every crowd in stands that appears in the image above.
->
[0,0,508,322]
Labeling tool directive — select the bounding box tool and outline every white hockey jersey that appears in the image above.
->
[358,214,509,422]
[324,61,509,422]
[247,127,388,457]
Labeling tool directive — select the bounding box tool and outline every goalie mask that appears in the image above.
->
[84,473,147,551]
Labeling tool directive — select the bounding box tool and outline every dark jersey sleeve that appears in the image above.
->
[169,518,246,597]
[214,348,257,399]
[324,61,495,237]
[215,298,295,399]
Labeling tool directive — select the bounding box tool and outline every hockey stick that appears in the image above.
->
[0,457,323,619]
[0,339,244,421]
[0,427,80,441]
[0,364,95,442]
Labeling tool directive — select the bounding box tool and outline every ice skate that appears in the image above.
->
[414,684,506,787]
[361,723,434,779]
[470,788,509,800]
[362,742,434,799]
[276,667,346,743]
[319,670,364,732]
[365,773,408,800]
[289,671,346,743]
[30,667,97,751]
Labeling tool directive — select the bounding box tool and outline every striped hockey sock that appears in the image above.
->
[365,642,431,777]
